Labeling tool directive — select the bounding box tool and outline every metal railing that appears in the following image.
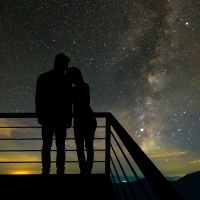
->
[0,112,183,199]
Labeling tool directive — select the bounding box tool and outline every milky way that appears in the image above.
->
[0,0,200,176]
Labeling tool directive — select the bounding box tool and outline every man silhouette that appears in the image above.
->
[35,53,72,174]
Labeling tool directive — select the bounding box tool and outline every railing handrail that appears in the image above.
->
[0,112,108,166]
[108,112,183,200]
[0,112,110,118]
[0,112,183,199]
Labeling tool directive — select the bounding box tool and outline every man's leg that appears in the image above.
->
[55,127,67,174]
[41,125,54,174]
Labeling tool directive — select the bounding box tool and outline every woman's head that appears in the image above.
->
[68,67,84,85]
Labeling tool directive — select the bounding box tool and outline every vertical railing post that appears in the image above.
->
[105,113,111,177]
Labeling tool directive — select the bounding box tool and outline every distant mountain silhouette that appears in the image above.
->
[166,176,181,181]
[114,171,200,200]
[170,171,200,200]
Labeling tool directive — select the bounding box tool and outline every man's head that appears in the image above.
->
[54,53,70,72]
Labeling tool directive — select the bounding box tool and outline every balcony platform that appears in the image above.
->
[0,174,117,199]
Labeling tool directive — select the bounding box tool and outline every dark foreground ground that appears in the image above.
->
[0,174,117,200]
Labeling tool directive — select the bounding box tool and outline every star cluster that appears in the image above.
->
[0,0,200,176]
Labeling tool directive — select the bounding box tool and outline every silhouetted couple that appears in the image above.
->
[35,53,97,175]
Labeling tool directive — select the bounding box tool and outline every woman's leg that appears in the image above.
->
[85,124,96,174]
[74,127,86,174]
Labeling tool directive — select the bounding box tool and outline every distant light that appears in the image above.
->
[140,128,144,132]
[11,170,33,174]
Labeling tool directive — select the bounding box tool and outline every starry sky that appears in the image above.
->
[0,0,200,177]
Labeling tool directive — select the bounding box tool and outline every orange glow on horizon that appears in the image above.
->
[10,170,36,174]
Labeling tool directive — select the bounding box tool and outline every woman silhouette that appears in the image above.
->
[68,67,97,175]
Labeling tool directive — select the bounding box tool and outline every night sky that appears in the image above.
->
[0,0,200,177]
